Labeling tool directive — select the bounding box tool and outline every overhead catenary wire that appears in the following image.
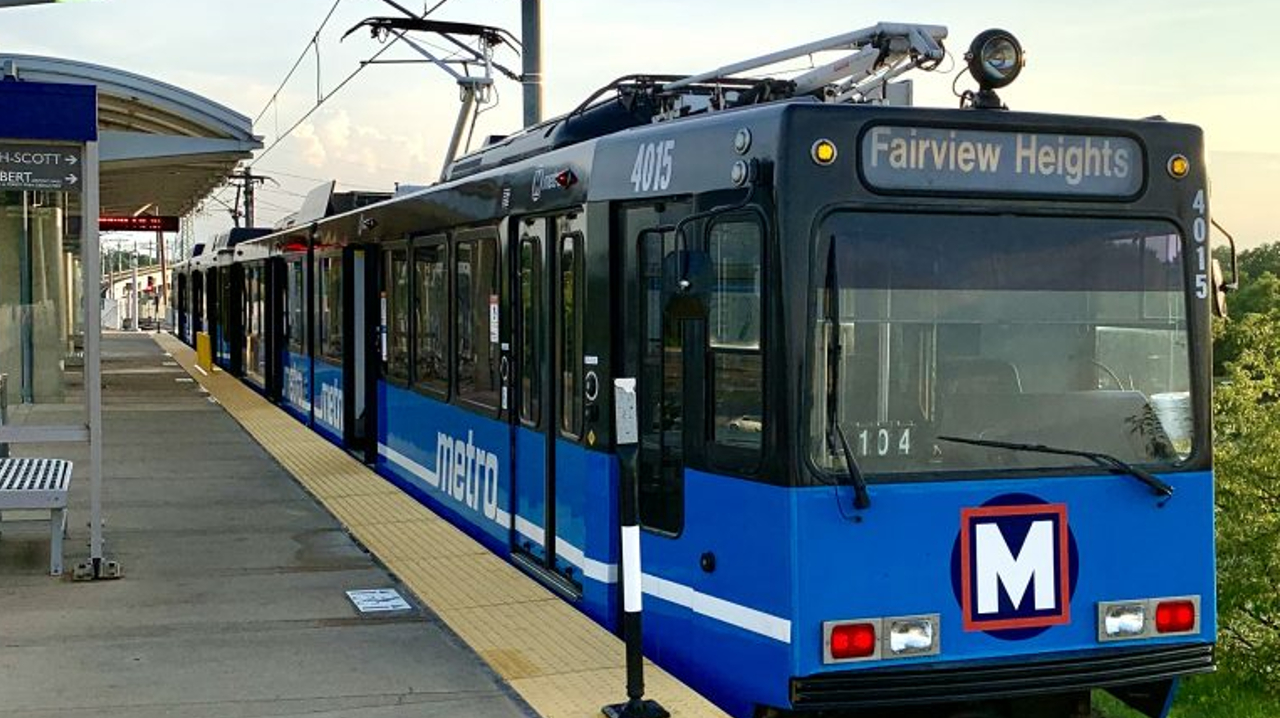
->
[247,0,458,169]
[252,0,347,128]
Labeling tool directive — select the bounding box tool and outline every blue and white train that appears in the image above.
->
[173,25,1223,718]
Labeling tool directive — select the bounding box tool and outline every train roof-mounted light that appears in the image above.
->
[965,29,1024,109]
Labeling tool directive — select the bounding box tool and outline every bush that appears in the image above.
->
[1212,310,1280,689]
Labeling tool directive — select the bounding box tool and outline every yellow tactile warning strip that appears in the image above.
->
[154,334,730,718]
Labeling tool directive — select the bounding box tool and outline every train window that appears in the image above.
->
[385,249,410,383]
[518,237,542,427]
[635,218,684,534]
[559,233,582,438]
[414,241,449,397]
[244,264,266,383]
[708,218,764,459]
[317,254,343,362]
[286,260,306,355]
[456,235,500,410]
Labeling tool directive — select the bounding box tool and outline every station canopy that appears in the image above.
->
[0,54,261,216]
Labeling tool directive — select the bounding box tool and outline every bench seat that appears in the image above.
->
[0,458,73,575]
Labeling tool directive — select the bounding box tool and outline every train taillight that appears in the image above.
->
[1155,600,1197,634]
[828,622,877,661]
[823,614,940,664]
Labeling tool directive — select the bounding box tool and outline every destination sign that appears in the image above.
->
[0,143,83,192]
[100,215,180,232]
[861,126,1143,197]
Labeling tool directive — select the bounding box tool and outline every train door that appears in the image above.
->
[344,246,377,460]
[265,258,286,402]
[614,201,699,538]
[176,273,188,342]
[192,271,204,338]
[509,212,584,592]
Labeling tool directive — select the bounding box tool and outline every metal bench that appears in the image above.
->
[0,458,74,576]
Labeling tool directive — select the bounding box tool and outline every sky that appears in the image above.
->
[1,0,1277,249]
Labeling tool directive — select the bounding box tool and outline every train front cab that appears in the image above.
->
[577,106,1219,718]
[793,110,1212,716]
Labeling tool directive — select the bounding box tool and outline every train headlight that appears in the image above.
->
[967,29,1024,90]
[887,615,939,656]
[1101,602,1147,639]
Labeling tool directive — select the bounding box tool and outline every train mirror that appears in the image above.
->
[1212,258,1229,318]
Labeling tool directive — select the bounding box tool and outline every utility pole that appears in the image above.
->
[521,0,542,127]
[230,168,270,228]
[130,238,139,332]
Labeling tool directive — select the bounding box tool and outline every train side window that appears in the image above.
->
[456,234,500,410]
[385,249,410,383]
[287,259,307,355]
[414,240,449,397]
[317,254,343,362]
[559,233,582,438]
[708,218,764,464]
[518,237,542,427]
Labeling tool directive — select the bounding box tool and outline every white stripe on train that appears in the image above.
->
[377,441,792,643]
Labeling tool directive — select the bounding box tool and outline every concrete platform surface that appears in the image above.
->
[0,332,533,718]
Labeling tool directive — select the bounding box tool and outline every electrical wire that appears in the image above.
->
[247,0,458,169]
[252,0,346,128]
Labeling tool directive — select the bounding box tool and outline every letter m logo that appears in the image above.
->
[960,504,1071,632]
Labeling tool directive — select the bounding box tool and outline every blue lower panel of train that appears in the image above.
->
[372,380,621,629]
[312,357,343,443]
[626,468,1214,717]
[281,350,311,423]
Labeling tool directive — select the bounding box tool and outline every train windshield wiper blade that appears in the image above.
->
[832,423,872,509]
[935,435,1174,498]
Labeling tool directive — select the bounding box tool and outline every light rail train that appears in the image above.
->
[173,24,1220,718]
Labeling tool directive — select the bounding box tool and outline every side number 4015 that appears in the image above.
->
[630,140,675,193]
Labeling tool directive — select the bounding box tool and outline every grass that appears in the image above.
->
[1094,671,1280,718]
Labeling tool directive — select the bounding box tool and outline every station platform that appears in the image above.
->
[0,332,727,718]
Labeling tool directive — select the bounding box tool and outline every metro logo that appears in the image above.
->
[960,503,1071,632]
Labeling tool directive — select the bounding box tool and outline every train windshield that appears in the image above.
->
[809,213,1194,480]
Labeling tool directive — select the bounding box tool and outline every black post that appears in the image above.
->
[603,378,669,718]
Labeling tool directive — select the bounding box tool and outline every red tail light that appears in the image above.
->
[830,622,877,659]
[1155,600,1197,633]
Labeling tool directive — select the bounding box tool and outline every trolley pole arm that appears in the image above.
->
[663,21,946,92]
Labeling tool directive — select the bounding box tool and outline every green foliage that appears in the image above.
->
[1213,310,1280,691]
[1215,241,1280,374]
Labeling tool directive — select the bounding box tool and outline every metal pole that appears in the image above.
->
[83,141,106,571]
[441,85,479,180]
[521,0,542,127]
[131,238,139,331]
[19,191,34,403]
[156,216,168,329]
[602,379,668,718]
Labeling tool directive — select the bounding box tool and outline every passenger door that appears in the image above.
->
[509,212,584,592]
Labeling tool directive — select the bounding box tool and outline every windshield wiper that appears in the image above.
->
[936,435,1174,499]
[824,238,870,510]
[832,424,872,509]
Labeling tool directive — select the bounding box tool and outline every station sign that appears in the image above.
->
[0,143,83,191]
[861,126,1143,197]
[99,215,180,232]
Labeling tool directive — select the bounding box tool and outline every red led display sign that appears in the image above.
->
[99,215,180,232]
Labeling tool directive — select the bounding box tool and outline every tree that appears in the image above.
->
[1213,310,1280,690]
[1214,241,1280,375]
